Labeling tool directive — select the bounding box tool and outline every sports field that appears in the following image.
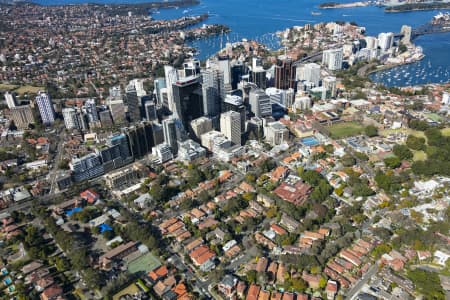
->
[328,122,364,139]
[127,252,161,274]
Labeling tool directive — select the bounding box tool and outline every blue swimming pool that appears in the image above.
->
[4,277,12,285]
[66,207,83,217]
[99,223,113,233]
[301,136,319,146]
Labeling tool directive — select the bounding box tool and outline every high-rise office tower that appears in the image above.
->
[220,110,242,146]
[251,67,267,90]
[190,116,213,141]
[222,95,246,133]
[152,122,164,146]
[128,79,146,97]
[249,89,272,118]
[108,98,126,124]
[218,55,231,87]
[322,48,343,71]
[183,59,201,77]
[172,76,203,131]
[162,117,178,155]
[274,56,296,89]
[164,65,178,112]
[125,122,155,159]
[125,84,141,123]
[84,99,99,124]
[231,61,245,90]
[4,92,16,109]
[201,68,223,118]
[297,63,321,87]
[144,100,157,121]
[10,105,35,129]
[153,77,166,106]
[35,91,55,125]
[252,57,263,70]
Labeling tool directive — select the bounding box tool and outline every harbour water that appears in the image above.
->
[33,0,450,86]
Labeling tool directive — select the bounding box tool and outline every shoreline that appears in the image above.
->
[319,1,370,9]
[384,2,450,12]
[16,0,200,8]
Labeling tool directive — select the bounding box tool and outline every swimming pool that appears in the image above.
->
[4,277,12,285]
[301,136,319,146]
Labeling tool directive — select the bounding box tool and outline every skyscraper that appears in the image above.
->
[190,116,213,141]
[322,48,343,71]
[125,84,141,123]
[201,68,223,118]
[251,67,267,90]
[4,92,16,109]
[84,99,99,124]
[322,76,337,98]
[162,117,178,155]
[378,32,394,51]
[164,65,178,112]
[125,122,155,159]
[218,55,231,87]
[153,77,166,106]
[297,63,321,87]
[274,56,296,90]
[220,110,241,146]
[249,89,272,118]
[183,59,201,77]
[144,100,157,121]
[222,95,246,133]
[35,91,55,125]
[62,107,82,130]
[10,105,35,129]
[172,76,203,131]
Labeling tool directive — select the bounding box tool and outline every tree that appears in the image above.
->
[246,270,257,283]
[407,269,445,300]
[364,125,378,137]
[341,154,356,167]
[291,277,307,291]
[406,135,425,150]
[384,156,401,169]
[393,144,413,160]
[371,243,392,258]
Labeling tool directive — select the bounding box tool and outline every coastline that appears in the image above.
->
[384,2,450,12]
[319,1,369,9]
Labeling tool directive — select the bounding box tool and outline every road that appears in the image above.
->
[346,264,378,300]
[49,129,67,194]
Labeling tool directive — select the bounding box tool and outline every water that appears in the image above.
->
[33,0,450,86]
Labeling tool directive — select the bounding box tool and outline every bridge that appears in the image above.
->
[395,22,450,40]
[292,51,323,66]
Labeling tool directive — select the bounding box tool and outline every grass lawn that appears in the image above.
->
[127,252,161,274]
[14,85,43,95]
[441,128,450,137]
[413,150,427,161]
[113,283,140,300]
[0,83,19,91]
[328,122,365,138]
[425,113,442,123]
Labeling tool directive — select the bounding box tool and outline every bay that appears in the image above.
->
[32,0,450,86]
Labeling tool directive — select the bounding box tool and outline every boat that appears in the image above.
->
[183,9,189,14]
[311,11,322,16]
